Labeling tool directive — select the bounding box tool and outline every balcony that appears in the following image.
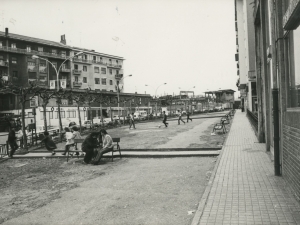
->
[39,80,48,86]
[0,61,8,67]
[73,58,92,64]
[61,67,71,72]
[73,81,82,87]
[28,67,38,72]
[73,69,82,75]
[248,70,256,81]
[0,46,68,59]
[107,63,122,69]
[39,68,47,73]
[95,61,107,66]
[115,74,123,80]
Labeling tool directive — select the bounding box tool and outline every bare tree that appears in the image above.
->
[84,88,98,128]
[67,90,86,133]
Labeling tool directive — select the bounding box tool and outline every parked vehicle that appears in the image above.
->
[134,111,148,120]
[82,120,99,130]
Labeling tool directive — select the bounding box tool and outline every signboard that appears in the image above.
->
[50,80,56,89]
[30,96,38,107]
[60,79,66,89]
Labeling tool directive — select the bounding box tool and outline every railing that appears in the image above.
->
[39,80,48,86]
[115,74,123,79]
[0,143,9,158]
[28,67,38,72]
[0,61,8,67]
[61,67,71,72]
[247,108,258,134]
[107,63,122,68]
[73,58,92,64]
[0,46,68,59]
[39,68,47,73]
[248,70,256,80]
[73,81,82,86]
[73,69,82,75]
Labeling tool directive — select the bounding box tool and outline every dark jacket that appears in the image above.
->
[81,133,99,153]
[7,130,16,143]
[41,135,57,151]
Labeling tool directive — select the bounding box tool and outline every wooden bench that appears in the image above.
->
[212,120,227,134]
[66,138,121,162]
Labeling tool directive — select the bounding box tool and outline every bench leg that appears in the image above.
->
[111,147,114,162]
[117,144,121,159]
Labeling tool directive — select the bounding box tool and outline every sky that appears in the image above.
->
[1,0,238,98]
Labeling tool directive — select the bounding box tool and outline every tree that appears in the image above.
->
[53,88,69,134]
[0,82,40,151]
[84,88,98,128]
[94,93,109,126]
[36,88,56,132]
[67,90,86,133]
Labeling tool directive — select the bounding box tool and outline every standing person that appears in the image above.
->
[129,112,136,129]
[186,111,193,123]
[16,127,23,149]
[81,132,100,164]
[178,110,185,125]
[159,111,168,128]
[71,126,82,156]
[62,127,75,155]
[93,129,113,165]
[41,131,57,155]
[7,128,18,158]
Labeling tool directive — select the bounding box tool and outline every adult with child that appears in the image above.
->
[41,131,57,155]
[81,132,100,164]
[93,129,113,165]
[62,127,75,155]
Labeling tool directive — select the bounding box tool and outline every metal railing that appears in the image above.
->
[247,108,258,133]
[0,143,9,158]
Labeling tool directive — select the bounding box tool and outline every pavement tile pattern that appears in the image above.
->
[198,111,300,225]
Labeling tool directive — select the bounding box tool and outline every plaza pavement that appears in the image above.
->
[192,111,300,225]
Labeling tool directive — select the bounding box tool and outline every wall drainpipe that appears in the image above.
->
[272,88,280,176]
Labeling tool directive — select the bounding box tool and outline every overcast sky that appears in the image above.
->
[1,0,238,97]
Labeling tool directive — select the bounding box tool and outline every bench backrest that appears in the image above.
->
[74,139,85,143]
[112,138,120,142]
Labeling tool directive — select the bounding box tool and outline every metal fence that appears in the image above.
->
[246,109,258,134]
[0,143,8,158]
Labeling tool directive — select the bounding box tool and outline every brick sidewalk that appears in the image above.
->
[193,111,300,225]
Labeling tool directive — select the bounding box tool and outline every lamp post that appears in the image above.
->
[116,74,132,121]
[32,51,83,133]
[145,83,167,116]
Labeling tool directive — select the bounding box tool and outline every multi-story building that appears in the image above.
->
[238,0,300,200]
[0,28,151,130]
[70,47,124,92]
[235,0,257,113]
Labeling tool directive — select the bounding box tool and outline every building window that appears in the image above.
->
[83,54,88,60]
[0,42,2,47]
[93,56,96,62]
[101,67,106,74]
[287,27,300,108]
[13,71,18,78]
[95,78,100,84]
[75,76,79,82]
[109,69,112,75]
[28,61,35,66]
[61,111,65,118]
[11,57,17,64]
[83,66,87,72]
[40,60,46,67]
[11,43,16,48]
[26,46,31,52]
[52,49,57,55]
[94,67,99,73]
[49,111,53,119]
[102,89,106,92]
[109,59,112,64]
[110,80,113,85]
[38,47,43,52]
[116,60,118,64]
[68,111,76,118]
[61,51,66,57]
[74,64,78,70]
[101,78,106,85]
[116,70,119,75]
[83,77,87,83]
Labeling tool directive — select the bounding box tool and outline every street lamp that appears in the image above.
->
[32,51,83,133]
[145,83,167,116]
[116,74,132,120]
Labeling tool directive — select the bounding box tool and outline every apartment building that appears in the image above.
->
[235,0,257,112]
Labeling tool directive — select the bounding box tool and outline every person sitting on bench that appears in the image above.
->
[93,129,113,165]
[62,127,75,155]
[81,132,100,164]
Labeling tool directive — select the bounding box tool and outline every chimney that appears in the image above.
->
[60,34,66,45]
[5,28,8,36]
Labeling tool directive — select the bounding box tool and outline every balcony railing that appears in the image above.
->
[39,68,47,73]
[73,58,92,64]
[107,63,122,68]
[28,67,38,72]
[61,67,71,72]
[0,61,8,67]
[39,80,48,86]
[115,74,123,80]
[248,70,256,80]
[73,69,82,75]
[73,81,82,87]
[0,46,68,59]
